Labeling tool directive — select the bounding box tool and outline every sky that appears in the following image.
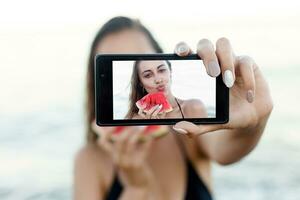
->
[0,0,299,26]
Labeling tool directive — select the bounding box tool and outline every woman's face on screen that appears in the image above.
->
[138,60,171,96]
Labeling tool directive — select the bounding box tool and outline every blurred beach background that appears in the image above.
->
[0,0,299,199]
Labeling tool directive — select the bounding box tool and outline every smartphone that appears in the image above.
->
[95,53,229,126]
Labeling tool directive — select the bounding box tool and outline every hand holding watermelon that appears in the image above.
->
[136,92,172,119]
[91,121,159,188]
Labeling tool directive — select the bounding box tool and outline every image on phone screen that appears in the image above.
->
[112,59,216,120]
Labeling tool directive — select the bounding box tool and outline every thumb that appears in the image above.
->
[173,121,223,136]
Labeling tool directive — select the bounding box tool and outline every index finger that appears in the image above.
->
[216,37,236,88]
[197,39,221,77]
[144,104,160,117]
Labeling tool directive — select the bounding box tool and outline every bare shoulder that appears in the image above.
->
[75,142,104,164]
[182,99,207,117]
[74,143,113,200]
[74,142,113,176]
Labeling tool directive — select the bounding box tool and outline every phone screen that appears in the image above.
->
[112,59,216,120]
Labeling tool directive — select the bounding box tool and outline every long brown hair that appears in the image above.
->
[125,60,172,119]
[86,16,164,143]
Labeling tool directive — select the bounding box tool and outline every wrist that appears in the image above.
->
[226,113,271,142]
[240,113,270,135]
[119,164,155,188]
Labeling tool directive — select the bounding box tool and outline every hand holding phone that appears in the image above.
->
[170,39,272,137]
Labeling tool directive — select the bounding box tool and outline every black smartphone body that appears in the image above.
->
[95,53,229,126]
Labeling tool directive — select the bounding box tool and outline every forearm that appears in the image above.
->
[203,113,271,165]
[119,184,164,200]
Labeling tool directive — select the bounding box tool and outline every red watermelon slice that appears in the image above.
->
[136,92,173,114]
[110,125,168,142]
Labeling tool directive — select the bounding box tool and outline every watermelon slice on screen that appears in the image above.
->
[110,125,168,142]
[136,92,173,114]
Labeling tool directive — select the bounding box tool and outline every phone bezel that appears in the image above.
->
[95,53,229,126]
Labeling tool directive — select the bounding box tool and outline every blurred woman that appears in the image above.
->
[74,16,273,200]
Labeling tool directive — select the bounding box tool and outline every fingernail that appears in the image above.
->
[172,126,188,134]
[208,61,221,77]
[178,44,188,54]
[224,70,234,88]
[247,90,254,103]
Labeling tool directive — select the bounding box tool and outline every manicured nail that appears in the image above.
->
[208,61,221,77]
[172,126,188,134]
[224,70,234,88]
[179,46,187,53]
[247,90,254,103]
[178,44,188,54]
